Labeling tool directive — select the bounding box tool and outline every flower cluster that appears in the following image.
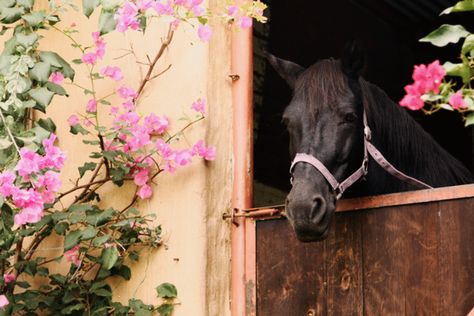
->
[114,0,267,41]
[0,134,65,226]
[81,31,106,65]
[400,60,446,110]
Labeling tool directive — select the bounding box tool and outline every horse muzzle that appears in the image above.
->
[285,183,335,242]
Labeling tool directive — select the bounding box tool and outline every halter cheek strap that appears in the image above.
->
[289,111,432,200]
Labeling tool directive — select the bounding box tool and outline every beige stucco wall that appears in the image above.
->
[34,0,233,314]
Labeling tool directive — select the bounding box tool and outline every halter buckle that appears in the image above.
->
[364,126,372,141]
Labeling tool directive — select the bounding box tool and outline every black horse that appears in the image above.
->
[268,45,474,242]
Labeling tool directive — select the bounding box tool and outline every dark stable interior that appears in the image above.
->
[253,0,474,206]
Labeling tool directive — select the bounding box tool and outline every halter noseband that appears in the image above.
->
[289,111,432,199]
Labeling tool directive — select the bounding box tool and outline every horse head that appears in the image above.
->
[267,44,366,242]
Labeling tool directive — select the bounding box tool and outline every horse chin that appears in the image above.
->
[289,216,332,242]
[294,225,330,242]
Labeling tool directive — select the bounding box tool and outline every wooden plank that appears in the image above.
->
[256,219,327,315]
[438,198,474,315]
[337,183,474,213]
[326,212,363,315]
[362,205,409,315]
[403,202,440,315]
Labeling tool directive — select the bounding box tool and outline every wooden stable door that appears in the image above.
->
[253,185,474,315]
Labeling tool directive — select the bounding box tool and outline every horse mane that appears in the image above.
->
[359,78,474,191]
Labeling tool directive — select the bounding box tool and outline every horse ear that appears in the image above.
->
[266,52,304,88]
[341,41,365,78]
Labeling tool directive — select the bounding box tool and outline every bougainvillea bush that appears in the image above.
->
[0,0,266,314]
[399,1,474,126]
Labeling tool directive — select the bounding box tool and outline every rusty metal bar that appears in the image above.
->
[231,19,253,316]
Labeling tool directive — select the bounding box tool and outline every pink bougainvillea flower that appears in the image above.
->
[115,1,140,32]
[86,99,97,113]
[449,91,466,110]
[192,5,204,16]
[83,118,93,127]
[191,98,206,114]
[133,169,149,186]
[117,86,137,99]
[399,92,424,111]
[238,16,253,28]
[49,71,64,85]
[36,171,62,204]
[198,24,212,41]
[122,100,135,112]
[67,114,80,126]
[170,19,180,30]
[0,170,16,197]
[64,245,81,266]
[41,134,66,170]
[144,113,169,134]
[192,140,216,160]
[100,66,123,81]
[227,5,238,16]
[13,194,45,225]
[110,106,119,115]
[0,295,8,308]
[137,183,152,199]
[137,0,153,10]
[156,139,174,159]
[16,148,42,179]
[174,150,193,166]
[81,52,98,65]
[412,60,445,94]
[153,1,173,15]
[3,273,15,284]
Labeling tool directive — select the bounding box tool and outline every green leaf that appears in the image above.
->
[29,61,51,82]
[462,34,474,55]
[92,234,110,247]
[465,112,474,126]
[80,225,98,240]
[156,283,177,299]
[28,87,55,107]
[71,58,83,64]
[64,230,82,250]
[100,246,119,270]
[115,264,131,280]
[70,124,89,135]
[0,6,24,23]
[45,82,68,96]
[22,11,46,26]
[37,117,56,132]
[0,0,15,8]
[78,162,97,177]
[40,51,75,80]
[420,24,470,47]
[61,303,85,314]
[0,137,12,150]
[54,222,69,235]
[86,208,115,226]
[156,304,174,316]
[441,0,474,14]
[443,61,471,83]
[16,0,32,9]
[82,0,100,18]
[129,299,153,316]
[15,32,38,48]
[98,9,116,35]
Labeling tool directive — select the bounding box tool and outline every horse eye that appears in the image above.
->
[343,112,357,123]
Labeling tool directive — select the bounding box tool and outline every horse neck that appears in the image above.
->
[359,79,473,194]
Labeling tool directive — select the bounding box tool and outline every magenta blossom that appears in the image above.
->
[100,66,123,81]
[86,99,97,113]
[115,1,140,32]
[3,273,15,284]
[191,98,206,114]
[117,86,137,99]
[81,52,97,65]
[67,114,80,126]
[49,71,64,85]
[64,245,81,266]
[0,170,16,197]
[198,24,212,41]
[174,150,193,166]
[133,169,149,186]
[144,113,169,134]
[137,183,152,199]
[192,140,216,160]
[449,91,466,110]
[238,16,253,28]
[0,295,8,308]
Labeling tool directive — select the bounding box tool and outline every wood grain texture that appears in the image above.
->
[256,219,327,315]
[256,197,474,316]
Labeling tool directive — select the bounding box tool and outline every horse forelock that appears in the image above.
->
[295,59,350,122]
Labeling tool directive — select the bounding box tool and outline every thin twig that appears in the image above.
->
[134,26,175,102]
[0,109,21,155]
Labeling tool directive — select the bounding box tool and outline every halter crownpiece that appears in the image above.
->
[289,110,432,199]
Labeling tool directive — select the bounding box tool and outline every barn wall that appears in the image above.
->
[31,0,233,314]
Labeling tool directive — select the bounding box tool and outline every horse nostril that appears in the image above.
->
[310,195,325,223]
